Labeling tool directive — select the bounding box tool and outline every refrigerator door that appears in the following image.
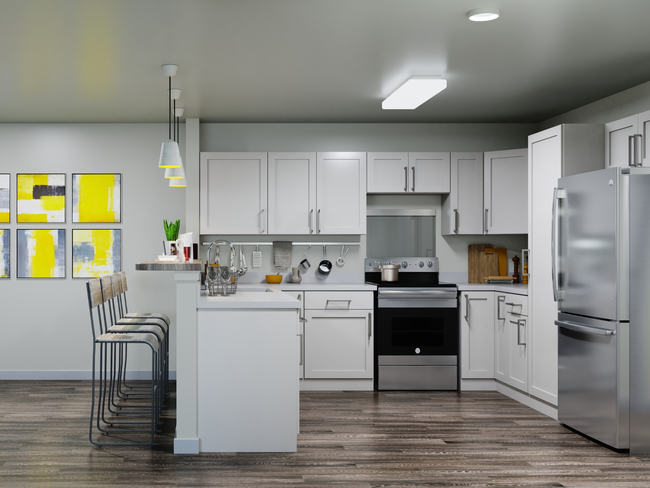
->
[557,312,629,449]
[556,167,624,321]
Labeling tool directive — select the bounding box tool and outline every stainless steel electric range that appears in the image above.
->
[365,257,459,390]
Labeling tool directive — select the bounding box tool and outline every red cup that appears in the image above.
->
[184,246,191,261]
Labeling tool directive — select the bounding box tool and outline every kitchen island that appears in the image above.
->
[136,261,300,454]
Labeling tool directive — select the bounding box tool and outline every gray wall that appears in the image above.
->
[0,124,185,377]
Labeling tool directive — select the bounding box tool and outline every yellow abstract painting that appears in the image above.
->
[17,229,65,278]
[72,174,121,223]
[72,229,121,278]
[17,174,66,223]
[0,174,9,223]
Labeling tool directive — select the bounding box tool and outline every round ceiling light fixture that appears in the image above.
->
[467,7,500,22]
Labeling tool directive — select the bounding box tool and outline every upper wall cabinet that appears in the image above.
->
[483,149,528,234]
[316,152,367,234]
[605,110,650,168]
[367,152,450,194]
[268,152,317,235]
[200,152,268,235]
[441,152,484,235]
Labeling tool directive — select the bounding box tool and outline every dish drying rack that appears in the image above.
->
[206,265,239,296]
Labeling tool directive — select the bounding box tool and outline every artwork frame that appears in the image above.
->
[16,229,66,279]
[72,173,122,223]
[72,228,122,278]
[17,173,66,223]
[0,174,9,223]
[0,229,9,278]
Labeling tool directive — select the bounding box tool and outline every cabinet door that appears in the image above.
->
[638,110,650,167]
[409,152,451,193]
[200,152,268,234]
[367,152,409,193]
[316,152,367,234]
[284,291,306,379]
[497,294,528,392]
[268,152,316,235]
[484,149,528,234]
[494,294,509,383]
[304,310,373,379]
[460,291,495,378]
[442,153,483,235]
[605,115,637,168]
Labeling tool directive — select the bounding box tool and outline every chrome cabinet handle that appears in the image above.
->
[368,312,372,339]
[464,295,488,325]
[309,209,314,234]
[512,319,526,345]
[552,188,566,301]
[404,166,408,192]
[454,209,459,234]
[260,208,266,234]
[297,332,304,365]
[412,166,416,192]
[497,295,505,320]
[629,134,642,167]
[484,208,488,234]
[317,209,321,234]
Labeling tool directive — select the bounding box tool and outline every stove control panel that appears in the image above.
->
[365,257,439,273]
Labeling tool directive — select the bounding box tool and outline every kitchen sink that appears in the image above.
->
[239,287,273,293]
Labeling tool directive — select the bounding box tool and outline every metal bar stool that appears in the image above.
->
[87,279,162,447]
[107,274,170,397]
[100,276,168,405]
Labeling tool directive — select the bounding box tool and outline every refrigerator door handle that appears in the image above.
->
[552,188,566,301]
[555,319,615,336]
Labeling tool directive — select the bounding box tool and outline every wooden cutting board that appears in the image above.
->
[479,250,500,282]
[491,248,508,276]
[468,244,491,283]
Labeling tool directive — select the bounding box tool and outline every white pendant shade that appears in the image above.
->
[158,140,182,168]
[169,177,187,187]
[164,164,186,179]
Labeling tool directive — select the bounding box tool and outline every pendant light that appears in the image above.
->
[158,64,182,169]
[165,102,186,179]
[168,107,187,187]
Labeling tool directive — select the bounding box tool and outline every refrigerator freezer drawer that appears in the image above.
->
[557,313,629,449]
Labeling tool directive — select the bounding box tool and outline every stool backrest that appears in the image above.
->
[110,273,125,318]
[119,271,130,313]
[100,275,118,326]
[86,278,109,339]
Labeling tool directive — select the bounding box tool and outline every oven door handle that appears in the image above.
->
[378,289,456,296]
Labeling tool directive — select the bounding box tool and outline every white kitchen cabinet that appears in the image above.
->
[304,291,373,379]
[441,152,483,235]
[495,292,528,392]
[367,152,450,194]
[283,290,306,379]
[527,124,604,406]
[268,152,316,235]
[483,149,528,234]
[460,291,495,378]
[605,110,650,168]
[200,152,268,234]
[316,152,366,234]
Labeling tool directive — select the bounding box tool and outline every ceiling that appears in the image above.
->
[3,0,650,124]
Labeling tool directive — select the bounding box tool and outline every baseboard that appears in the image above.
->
[299,378,373,391]
[495,381,558,420]
[0,371,178,381]
[460,378,497,391]
[174,437,200,454]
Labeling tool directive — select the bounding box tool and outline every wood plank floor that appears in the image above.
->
[1,381,649,487]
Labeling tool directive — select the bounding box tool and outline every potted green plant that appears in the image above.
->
[163,219,181,255]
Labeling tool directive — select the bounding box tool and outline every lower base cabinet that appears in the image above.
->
[495,293,528,392]
[460,291,495,378]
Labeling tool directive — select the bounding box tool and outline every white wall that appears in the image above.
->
[197,123,533,277]
[0,124,185,378]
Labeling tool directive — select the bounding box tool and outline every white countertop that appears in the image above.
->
[279,283,377,291]
[197,283,301,309]
[456,282,528,295]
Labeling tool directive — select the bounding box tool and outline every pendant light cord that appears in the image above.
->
[168,76,171,141]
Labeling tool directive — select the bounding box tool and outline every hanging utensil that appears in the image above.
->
[336,245,350,266]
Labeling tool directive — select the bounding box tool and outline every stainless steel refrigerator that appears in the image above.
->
[553,166,650,453]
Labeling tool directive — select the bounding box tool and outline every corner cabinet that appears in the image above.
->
[316,152,366,234]
[605,110,650,168]
[495,293,528,392]
[483,149,528,234]
[460,291,495,378]
[367,152,450,194]
[200,152,268,234]
[441,153,483,235]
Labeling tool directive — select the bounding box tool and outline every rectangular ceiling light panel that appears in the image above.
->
[382,77,447,110]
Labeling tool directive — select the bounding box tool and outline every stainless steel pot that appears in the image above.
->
[379,264,400,281]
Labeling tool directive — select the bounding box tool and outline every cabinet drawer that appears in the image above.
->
[502,293,527,316]
[305,291,373,310]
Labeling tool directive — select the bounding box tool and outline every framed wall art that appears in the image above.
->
[72,173,121,223]
[72,229,121,278]
[17,174,66,223]
[17,229,66,278]
[0,174,9,223]
[0,229,9,278]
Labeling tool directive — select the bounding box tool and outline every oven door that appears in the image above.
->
[374,305,459,357]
